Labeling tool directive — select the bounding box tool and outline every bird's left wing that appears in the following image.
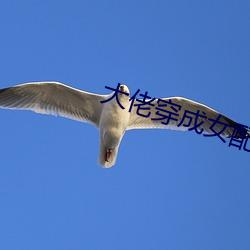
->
[0,82,107,127]
[128,96,249,138]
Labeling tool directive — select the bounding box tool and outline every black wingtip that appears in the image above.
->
[232,123,250,139]
[222,115,249,138]
[0,88,8,94]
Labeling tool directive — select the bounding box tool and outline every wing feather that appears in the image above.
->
[128,97,249,138]
[0,82,107,127]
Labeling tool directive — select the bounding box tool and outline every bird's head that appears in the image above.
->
[119,84,130,98]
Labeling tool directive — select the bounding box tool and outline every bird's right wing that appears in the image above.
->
[128,96,249,138]
[0,82,107,127]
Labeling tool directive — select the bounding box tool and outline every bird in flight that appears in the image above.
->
[0,82,248,168]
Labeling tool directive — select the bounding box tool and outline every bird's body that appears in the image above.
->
[0,82,248,168]
[98,89,130,167]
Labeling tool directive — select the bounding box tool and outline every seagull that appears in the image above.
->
[0,82,248,168]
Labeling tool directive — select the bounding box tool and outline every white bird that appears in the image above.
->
[0,82,248,168]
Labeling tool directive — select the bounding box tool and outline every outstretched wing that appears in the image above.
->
[128,97,249,138]
[0,82,107,127]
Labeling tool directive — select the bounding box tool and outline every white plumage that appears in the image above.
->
[0,82,247,167]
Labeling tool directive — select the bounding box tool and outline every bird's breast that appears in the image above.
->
[99,101,130,138]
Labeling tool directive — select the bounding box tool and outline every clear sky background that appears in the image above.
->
[0,1,249,249]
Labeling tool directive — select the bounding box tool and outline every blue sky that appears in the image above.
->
[0,1,249,249]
